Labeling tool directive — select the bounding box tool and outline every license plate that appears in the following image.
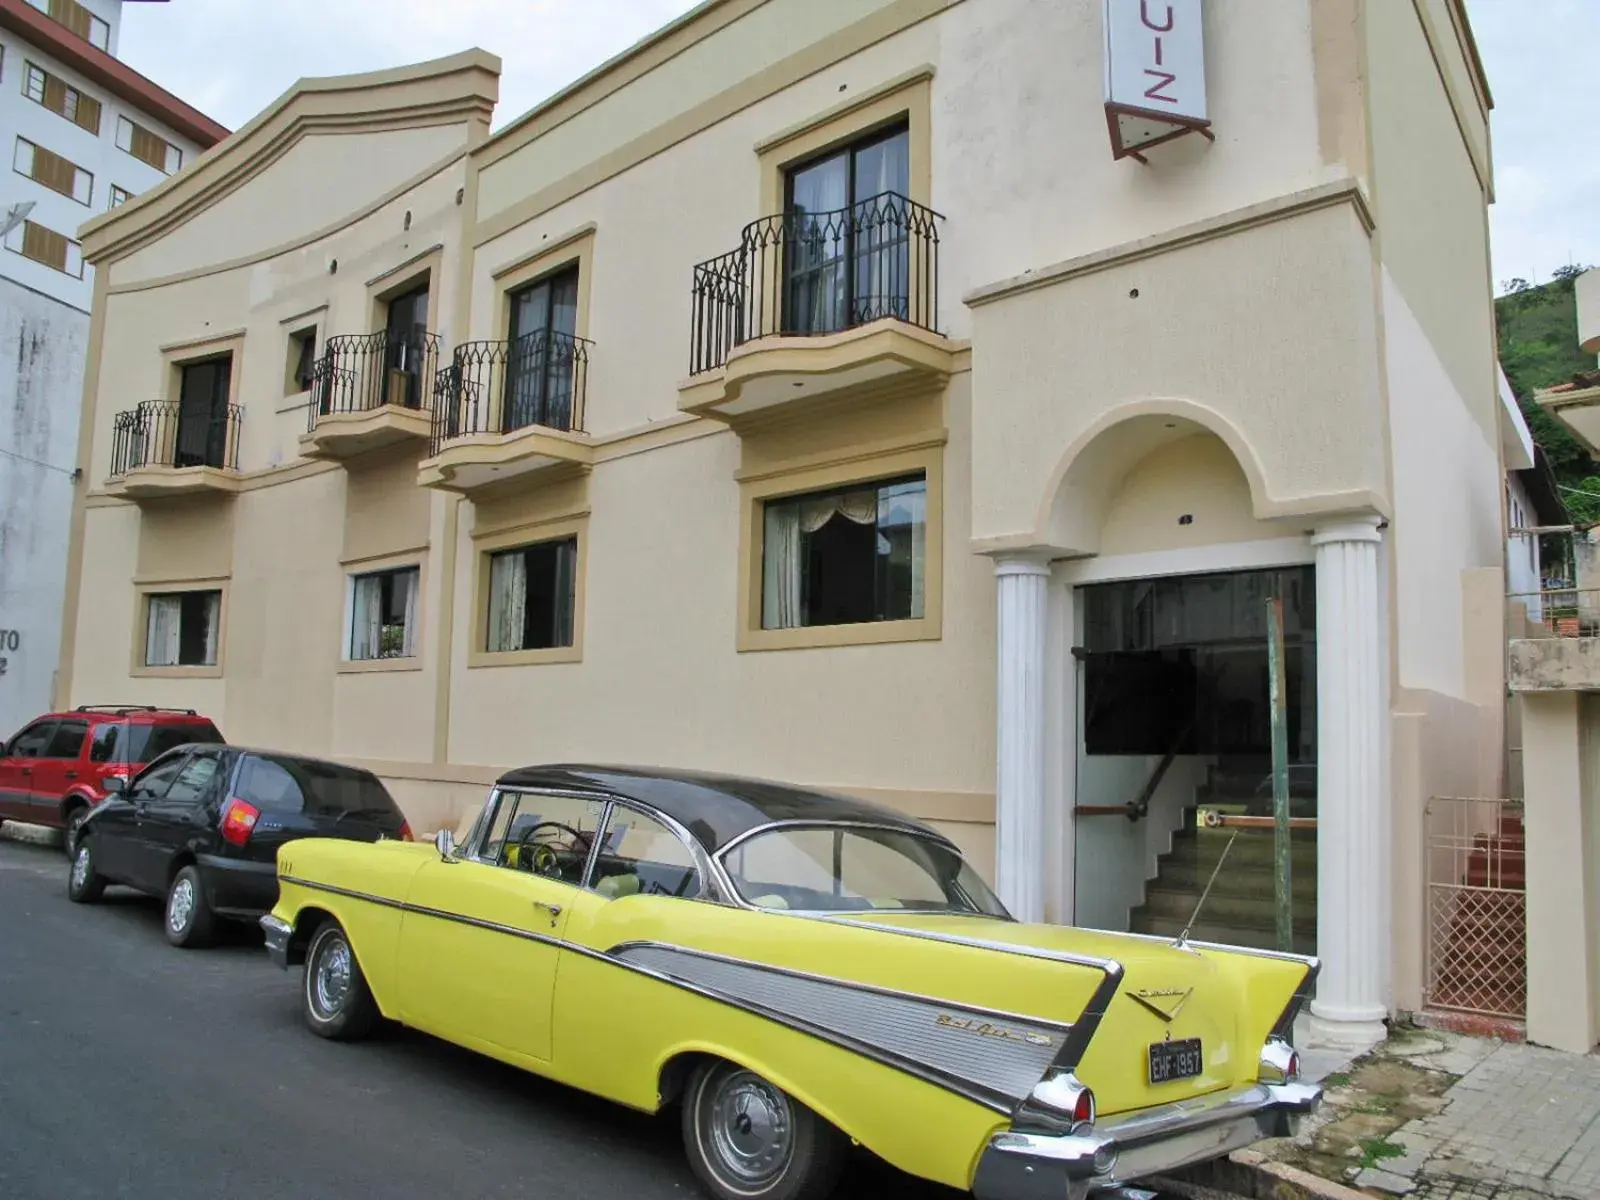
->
[1148,1038,1203,1084]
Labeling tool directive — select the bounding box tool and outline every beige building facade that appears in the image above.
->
[59,0,1503,1049]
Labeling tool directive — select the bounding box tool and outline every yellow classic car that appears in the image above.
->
[260,765,1322,1200]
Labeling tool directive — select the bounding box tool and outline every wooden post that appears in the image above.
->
[1267,595,1293,953]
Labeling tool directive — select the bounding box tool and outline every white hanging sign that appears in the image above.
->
[1104,0,1212,161]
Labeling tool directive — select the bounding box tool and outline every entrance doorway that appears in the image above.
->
[1072,565,1318,951]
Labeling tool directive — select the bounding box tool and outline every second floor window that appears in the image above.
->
[784,124,910,335]
[116,115,182,175]
[761,474,926,630]
[14,136,92,204]
[146,590,222,668]
[505,266,579,433]
[487,537,577,653]
[24,61,101,134]
[174,355,232,468]
[349,567,420,661]
[382,282,430,408]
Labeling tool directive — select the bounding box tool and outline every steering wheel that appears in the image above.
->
[515,821,588,879]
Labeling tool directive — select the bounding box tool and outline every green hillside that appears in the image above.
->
[1497,266,1597,521]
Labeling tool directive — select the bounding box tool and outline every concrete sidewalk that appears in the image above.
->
[1206,1025,1600,1200]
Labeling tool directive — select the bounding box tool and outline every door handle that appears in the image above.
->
[531,900,563,921]
[63,771,78,780]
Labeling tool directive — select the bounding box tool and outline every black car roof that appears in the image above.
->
[492,764,942,853]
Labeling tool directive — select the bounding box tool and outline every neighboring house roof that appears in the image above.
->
[1512,445,1569,529]
[0,0,228,147]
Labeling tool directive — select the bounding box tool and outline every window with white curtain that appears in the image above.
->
[144,590,222,667]
[486,537,577,653]
[761,474,926,630]
[348,567,420,660]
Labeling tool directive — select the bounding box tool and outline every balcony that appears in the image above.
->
[417,331,595,492]
[299,331,440,461]
[681,193,959,423]
[1508,527,1600,693]
[105,400,241,500]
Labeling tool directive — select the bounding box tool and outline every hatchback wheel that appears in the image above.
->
[303,920,378,1041]
[682,1060,846,1200]
[66,839,105,904]
[62,805,89,859]
[164,865,216,949]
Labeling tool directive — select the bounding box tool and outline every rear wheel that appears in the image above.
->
[681,1060,847,1200]
[164,865,216,949]
[303,920,378,1041]
[67,838,105,904]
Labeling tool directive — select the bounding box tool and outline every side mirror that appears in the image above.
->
[103,776,127,796]
[434,829,456,861]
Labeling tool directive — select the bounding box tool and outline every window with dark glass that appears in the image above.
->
[348,566,419,660]
[504,265,579,433]
[486,537,577,652]
[783,123,910,335]
[287,327,316,394]
[43,720,87,759]
[145,590,222,667]
[382,282,429,409]
[174,355,231,468]
[761,474,926,630]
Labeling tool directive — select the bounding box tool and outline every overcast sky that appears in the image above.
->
[119,0,1594,296]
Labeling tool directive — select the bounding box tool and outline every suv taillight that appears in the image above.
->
[220,798,261,846]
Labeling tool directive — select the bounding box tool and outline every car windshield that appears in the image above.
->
[720,825,1008,917]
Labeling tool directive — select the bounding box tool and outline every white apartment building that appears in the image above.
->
[0,0,224,735]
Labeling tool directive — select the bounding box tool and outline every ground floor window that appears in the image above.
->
[486,537,577,653]
[761,473,926,629]
[145,590,221,667]
[349,566,420,660]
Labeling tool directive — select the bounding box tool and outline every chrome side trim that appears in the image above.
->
[819,916,1122,974]
[715,818,962,861]
[1087,926,1320,969]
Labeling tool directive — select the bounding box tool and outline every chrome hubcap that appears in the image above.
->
[313,939,352,1016]
[71,847,91,888]
[706,1070,793,1187]
[167,878,195,932]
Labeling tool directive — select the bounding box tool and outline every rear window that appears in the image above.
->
[236,755,400,819]
[89,720,224,765]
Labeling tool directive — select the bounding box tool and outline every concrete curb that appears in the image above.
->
[1176,1150,1373,1200]
[0,821,62,848]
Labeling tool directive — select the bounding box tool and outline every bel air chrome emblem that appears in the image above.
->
[935,1014,1054,1048]
[1127,987,1193,1022]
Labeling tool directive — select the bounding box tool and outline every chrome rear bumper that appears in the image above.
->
[972,1080,1322,1200]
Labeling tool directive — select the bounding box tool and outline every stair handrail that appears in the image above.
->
[1124,721,1192,824]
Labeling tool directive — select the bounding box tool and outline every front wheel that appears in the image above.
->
[302,920,379,1041]
[67,839,105,904]
[681,1060,847,1200]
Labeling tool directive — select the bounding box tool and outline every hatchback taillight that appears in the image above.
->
[398,821,414,842]
[220,798,261,846]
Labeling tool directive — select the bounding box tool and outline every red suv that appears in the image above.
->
[0,706,225,856]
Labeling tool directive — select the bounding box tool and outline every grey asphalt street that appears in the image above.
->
[0,834,963,1200]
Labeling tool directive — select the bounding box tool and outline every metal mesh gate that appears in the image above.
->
[1424,797,1527,1019]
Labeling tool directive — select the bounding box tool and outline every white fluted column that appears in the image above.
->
[1308,516,1389,1048]
[995,555,1051,924]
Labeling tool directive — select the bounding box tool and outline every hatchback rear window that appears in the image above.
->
[90,720,224,765]
[236,755,400,820]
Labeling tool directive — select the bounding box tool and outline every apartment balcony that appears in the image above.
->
[680,193,960,424]
[1509,586,1600,693]
[417,332,595,493]
[299,331,441,461]
[105,400,242,501]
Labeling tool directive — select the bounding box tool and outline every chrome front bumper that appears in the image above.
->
[972,1080,1322,1200]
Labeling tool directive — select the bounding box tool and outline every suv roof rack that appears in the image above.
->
[73,705,198,716]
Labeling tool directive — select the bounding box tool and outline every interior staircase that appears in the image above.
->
[1426,808,1526,1017]
[1128,758,1318,954]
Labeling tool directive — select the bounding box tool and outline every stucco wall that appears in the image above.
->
[0,281,86,740]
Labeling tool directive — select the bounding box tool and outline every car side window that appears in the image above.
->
[481,791,609,887]
[7,721,56,759]
[89,723,122,763]
[43,720,89,760]
[164,753,222,806]
[128,753,190,802]
[594,807,702,901]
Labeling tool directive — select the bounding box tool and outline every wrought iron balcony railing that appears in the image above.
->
[689,191,943,376]
[109,399,241,479]
[309,329,442,431]
[429,331,591,457]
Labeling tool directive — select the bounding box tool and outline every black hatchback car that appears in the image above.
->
[67,744,413,947]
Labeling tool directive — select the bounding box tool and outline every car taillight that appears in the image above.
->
[1071,1086,1095,1127]
[220,798,261,846]
[398,821,414,842]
